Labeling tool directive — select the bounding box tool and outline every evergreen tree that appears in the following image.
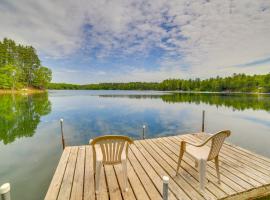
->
[48,73,270,93]
[32,66,52,89]
[0,38,51,89]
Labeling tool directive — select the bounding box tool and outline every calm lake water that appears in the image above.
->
[0,90,270,200]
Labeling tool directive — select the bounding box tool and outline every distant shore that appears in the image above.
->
[0,88,46,94]
[47,89,270,95]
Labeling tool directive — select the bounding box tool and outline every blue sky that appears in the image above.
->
[0,0,270,84]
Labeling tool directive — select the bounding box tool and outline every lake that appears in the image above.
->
[0,90,270,200]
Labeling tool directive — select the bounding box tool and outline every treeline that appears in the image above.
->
[0,38,52,89]
[159,73,270,92]
[48,82,160,90]
[48,73,270,93]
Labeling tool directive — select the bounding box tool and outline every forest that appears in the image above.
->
[0,38,52,89]
[49,73,270,93]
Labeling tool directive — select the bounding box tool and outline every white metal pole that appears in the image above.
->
[0,183,11,200]
[162,176,169,200]
[60,119,65,149]
[202,110,205,132]
[142,125,146,139]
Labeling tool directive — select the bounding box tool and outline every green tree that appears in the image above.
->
[47,73,270,93]
[0,38,51,89]
[32,66,52,89]
[0,64,23,89]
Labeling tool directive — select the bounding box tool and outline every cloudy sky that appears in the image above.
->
[0,0,270,83]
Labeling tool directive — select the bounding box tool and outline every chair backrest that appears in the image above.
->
[90,135,133,165]
[207,130,231,160]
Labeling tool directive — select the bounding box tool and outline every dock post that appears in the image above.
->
[202,110,205,132]
[163,176,169,200]
[60,119,65,150]
[0,183,11,200]
[142,125,146,139]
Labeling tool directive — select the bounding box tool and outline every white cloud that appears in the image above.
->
[0,0,85,57]
[0,0,270,82]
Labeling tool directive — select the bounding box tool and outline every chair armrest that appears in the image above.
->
[181,140,205,147]
[89,139,93,145]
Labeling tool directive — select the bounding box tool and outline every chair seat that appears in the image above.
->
[186,144,210,160]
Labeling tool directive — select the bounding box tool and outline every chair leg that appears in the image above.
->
[95,161,102,194]
[215,156,221,184]
[176,149,184,175]
[199,159,206,191]
[93,160,96,174]
[122,160,128,191]
[195,160,198,168]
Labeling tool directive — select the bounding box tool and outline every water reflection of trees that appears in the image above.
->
[99,94,163,100]
[0,93,51,144]
[99,93,270,111]
[161,93,270,111]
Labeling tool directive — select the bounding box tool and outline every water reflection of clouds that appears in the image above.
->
[1,91,269,200]
[238,116,270,127]
[48,95,203,144]
[0,120,63,200]
[198,105,270,157]
[46,91,270,157]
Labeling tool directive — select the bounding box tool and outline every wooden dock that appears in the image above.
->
[45,133,270,200]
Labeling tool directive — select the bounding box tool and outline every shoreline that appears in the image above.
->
[1,88,269,95]
[47,89,270,95]
[0,88,46,94]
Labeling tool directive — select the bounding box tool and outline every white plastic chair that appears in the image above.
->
[176,130,231,190]
[89,135,133,193]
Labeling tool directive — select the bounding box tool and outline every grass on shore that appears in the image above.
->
[0,87,45,94]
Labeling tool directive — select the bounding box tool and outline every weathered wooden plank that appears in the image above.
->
[196,133,270,167]
[70,146,85,200]
[218,153,269,185]
[113,164,137,200]
[194,133,270,175]
[181,135,265,187]
[134,141,192,200]
[140,139,206,200]
[104,165,122,200]
[96,159,109,200]
[226,143,270,166]
[218,144,270,176]
[224,184,270,200]
[130,143,178,200]
[45,147,71,200]
[160,136,242,195]
[157,137,232,198]
[128,147,163,200]
[179,135,259,190]
[126,159,150,200]
[46,133,270,200]
[58,147,79,200]
[83,146,95,200]
[171,136,253,190]
[148,138,220,200]
[181,135,263,186]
